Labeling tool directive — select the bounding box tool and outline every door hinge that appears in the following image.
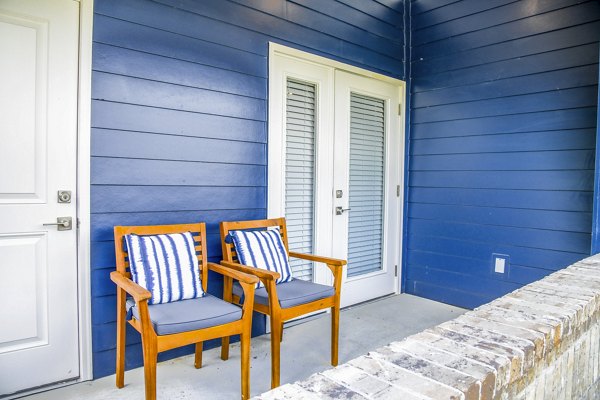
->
[398,104,402,116]
[395,265,398,277]
[396,185,401,197]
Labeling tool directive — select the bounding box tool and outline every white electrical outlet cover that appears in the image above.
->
[494,257,505,274]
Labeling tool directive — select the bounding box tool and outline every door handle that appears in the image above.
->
[43,217,72,231]
[336,206,351,215]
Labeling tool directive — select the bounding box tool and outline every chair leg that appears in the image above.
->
[270,315,282,388]
[221,336,230,361]
[221,275,233,361]
[142,335,158,400]
[115,288,126,388]
[240,330,251,399]
[331,305,339,366]
[195,342,203,369]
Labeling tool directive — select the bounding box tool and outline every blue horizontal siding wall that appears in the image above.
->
[90,0,404,378]
[405,0,600,308]
[594,49,600,253]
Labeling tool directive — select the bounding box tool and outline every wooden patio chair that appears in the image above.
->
[219,217,346,388]
[111,223,258,400]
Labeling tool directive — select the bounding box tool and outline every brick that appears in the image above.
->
[584,331,592,391]
[533,279,600,300]
[564,264,600,279]
[348,355,464,400]
[428,326,523,384]
[370,346,480,400]
[521,286,597,322]
[411,331,512,392]
[542,274,600,295]
[508,289,585,328]
[548,363,562,400]
[555,352,567,400]
[592,324,599,383]
[297,373,368,399]
[255,384,323,400]
[485,300,566,340]
[391,338,497,400]
[321,364,424,400]
[565,347,575,398]
[522,386,535,400]
[457,314,546,361]
[439,320,535,372]
[490,296,573,334]
[533,370,545,400]
[573,339,584,398]
[470,306,557,353]
[546,274,600,295]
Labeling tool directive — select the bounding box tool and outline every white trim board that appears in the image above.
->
[77,0,94,383]
[269,43,405,85]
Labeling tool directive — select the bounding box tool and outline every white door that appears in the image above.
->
[333,71,401,308]
[0,0,80,396]
[269,50,403,309]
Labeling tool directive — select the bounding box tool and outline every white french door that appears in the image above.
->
[0,0,80,396]
[269,46,403,308]
[332,71,401,308]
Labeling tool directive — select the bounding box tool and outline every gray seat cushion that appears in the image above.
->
[127,294,242,336]
[233,278,334,309]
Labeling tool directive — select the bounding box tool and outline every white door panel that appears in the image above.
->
[0,10,47,202]
[333,71,400,308]
[0,0,80,396]
[268,55,334,286]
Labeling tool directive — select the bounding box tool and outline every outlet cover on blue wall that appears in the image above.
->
[491,253,510,278]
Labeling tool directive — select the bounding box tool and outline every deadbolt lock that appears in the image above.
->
[58,190,72,203]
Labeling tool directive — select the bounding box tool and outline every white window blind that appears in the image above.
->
[285,79,316,281]
[348,93,385,277]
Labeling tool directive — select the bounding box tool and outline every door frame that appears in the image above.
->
[76,0,94,384]
[267,42,407,297]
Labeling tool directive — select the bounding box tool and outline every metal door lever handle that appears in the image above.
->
[43,217,72,231]
[335,206,351,215]
[43,221,69,227]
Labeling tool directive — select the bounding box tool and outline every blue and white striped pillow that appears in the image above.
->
[124,232,205,305]
[229,228,293,288]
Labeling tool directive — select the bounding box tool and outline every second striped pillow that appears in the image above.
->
[229,228,293,288]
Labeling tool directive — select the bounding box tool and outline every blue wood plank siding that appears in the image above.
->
[593,47,600,254]
[405,0,600,308]
[90,0,404,378]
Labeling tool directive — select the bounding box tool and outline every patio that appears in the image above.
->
[1,1,598,398]
[21,294,464,400]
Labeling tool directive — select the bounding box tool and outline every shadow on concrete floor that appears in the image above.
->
[22,294,465,400]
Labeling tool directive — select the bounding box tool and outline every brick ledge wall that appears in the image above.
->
[255,255,600,400]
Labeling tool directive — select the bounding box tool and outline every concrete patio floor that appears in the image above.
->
[21,294,465,400]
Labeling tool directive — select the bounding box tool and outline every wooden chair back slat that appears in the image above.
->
[114,223,209,292]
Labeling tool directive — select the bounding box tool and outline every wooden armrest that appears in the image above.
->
[208,262,259,286]
[110,271,151,302]
[220,260,280,281]
[289,251,347,267]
